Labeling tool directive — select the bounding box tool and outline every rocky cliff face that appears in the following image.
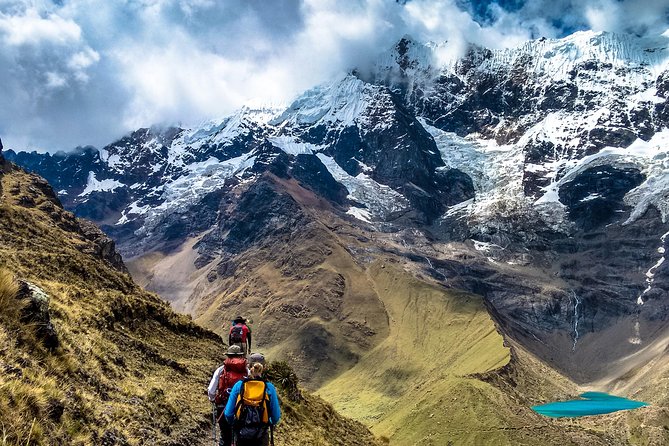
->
[6,30,669,387]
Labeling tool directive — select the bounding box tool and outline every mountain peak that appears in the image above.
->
[270,73,373,127]
[370,35,444,82]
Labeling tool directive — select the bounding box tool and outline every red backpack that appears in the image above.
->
[215,357,248,405]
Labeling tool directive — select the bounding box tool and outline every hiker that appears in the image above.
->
[225,356,281,446]
[208,345,249,446]
[229,316,252,355]
[247,352,265,369]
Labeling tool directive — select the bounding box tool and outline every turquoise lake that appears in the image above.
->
[532,392,648,418]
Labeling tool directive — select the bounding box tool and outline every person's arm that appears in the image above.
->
[224,381,243,423]
[266,383,281,425]
[207,365,224,402]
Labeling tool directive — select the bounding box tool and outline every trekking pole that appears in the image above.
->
[211,403,218,446]
[270,424,275,446]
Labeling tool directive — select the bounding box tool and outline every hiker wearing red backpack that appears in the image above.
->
[224,354,281,446]
[207,345,249,446]
[229,316,252,355]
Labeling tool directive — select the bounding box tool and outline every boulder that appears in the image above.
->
[16,281,59,349]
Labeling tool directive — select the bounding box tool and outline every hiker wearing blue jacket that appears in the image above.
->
[224,357,281,446]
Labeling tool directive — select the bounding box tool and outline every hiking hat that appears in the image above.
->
[226,345,245,356]
[248,352,266,365]
[233,315,246,323]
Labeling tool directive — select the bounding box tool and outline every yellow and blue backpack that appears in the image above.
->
[233,378,270,440]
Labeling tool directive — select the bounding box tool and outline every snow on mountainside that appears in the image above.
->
[107,106,280,232]
[365,30,669,237]
[375,30,669,156]
[374,30,669,97]
[477,30,669,77]
[8,30,669,242]
[271,74,377,128]
[79,172,124,196]
[108,70,462,238]
[7,28,669,388]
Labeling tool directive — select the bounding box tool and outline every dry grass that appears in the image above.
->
[0,268,20,323]
[274,390,383,446]
[0,166,227,445]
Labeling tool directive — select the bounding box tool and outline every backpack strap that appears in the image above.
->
[261,379,268,424]
[233,379,247,421]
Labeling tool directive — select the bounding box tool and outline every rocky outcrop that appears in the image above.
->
[78,219,128,273]
[558,166,645,231]
[16,281,59,349]
[196,176,310,258]
[272,76,475,222]
[290,154,350,205]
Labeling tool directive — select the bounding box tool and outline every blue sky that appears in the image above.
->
[1,0,668,151]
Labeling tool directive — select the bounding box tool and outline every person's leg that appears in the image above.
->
[261,429,270,446]
[221,419,233,446]
[217,416,225,446]
[217,408,233,446]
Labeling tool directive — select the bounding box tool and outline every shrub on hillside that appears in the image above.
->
[266,361,302,402]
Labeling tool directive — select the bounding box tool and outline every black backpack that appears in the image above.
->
[230,324,245,343]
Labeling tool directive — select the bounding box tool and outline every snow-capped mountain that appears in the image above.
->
[6,29,669,384]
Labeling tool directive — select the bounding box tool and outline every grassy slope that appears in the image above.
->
[0,164,227,445]
[317,262,514,445]
[274,391,382,446]
[0,164,381,446]
[317,263,629,446]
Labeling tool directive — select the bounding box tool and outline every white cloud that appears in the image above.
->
[0,0,668,152]
[584,1,620,32]
[584,0,669,35]
[45,71,67,88]
[0,8,81,46]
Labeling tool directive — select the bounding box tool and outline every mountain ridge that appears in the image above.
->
[6,28,669,444]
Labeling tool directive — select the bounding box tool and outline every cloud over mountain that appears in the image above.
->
[1,0,668,151]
